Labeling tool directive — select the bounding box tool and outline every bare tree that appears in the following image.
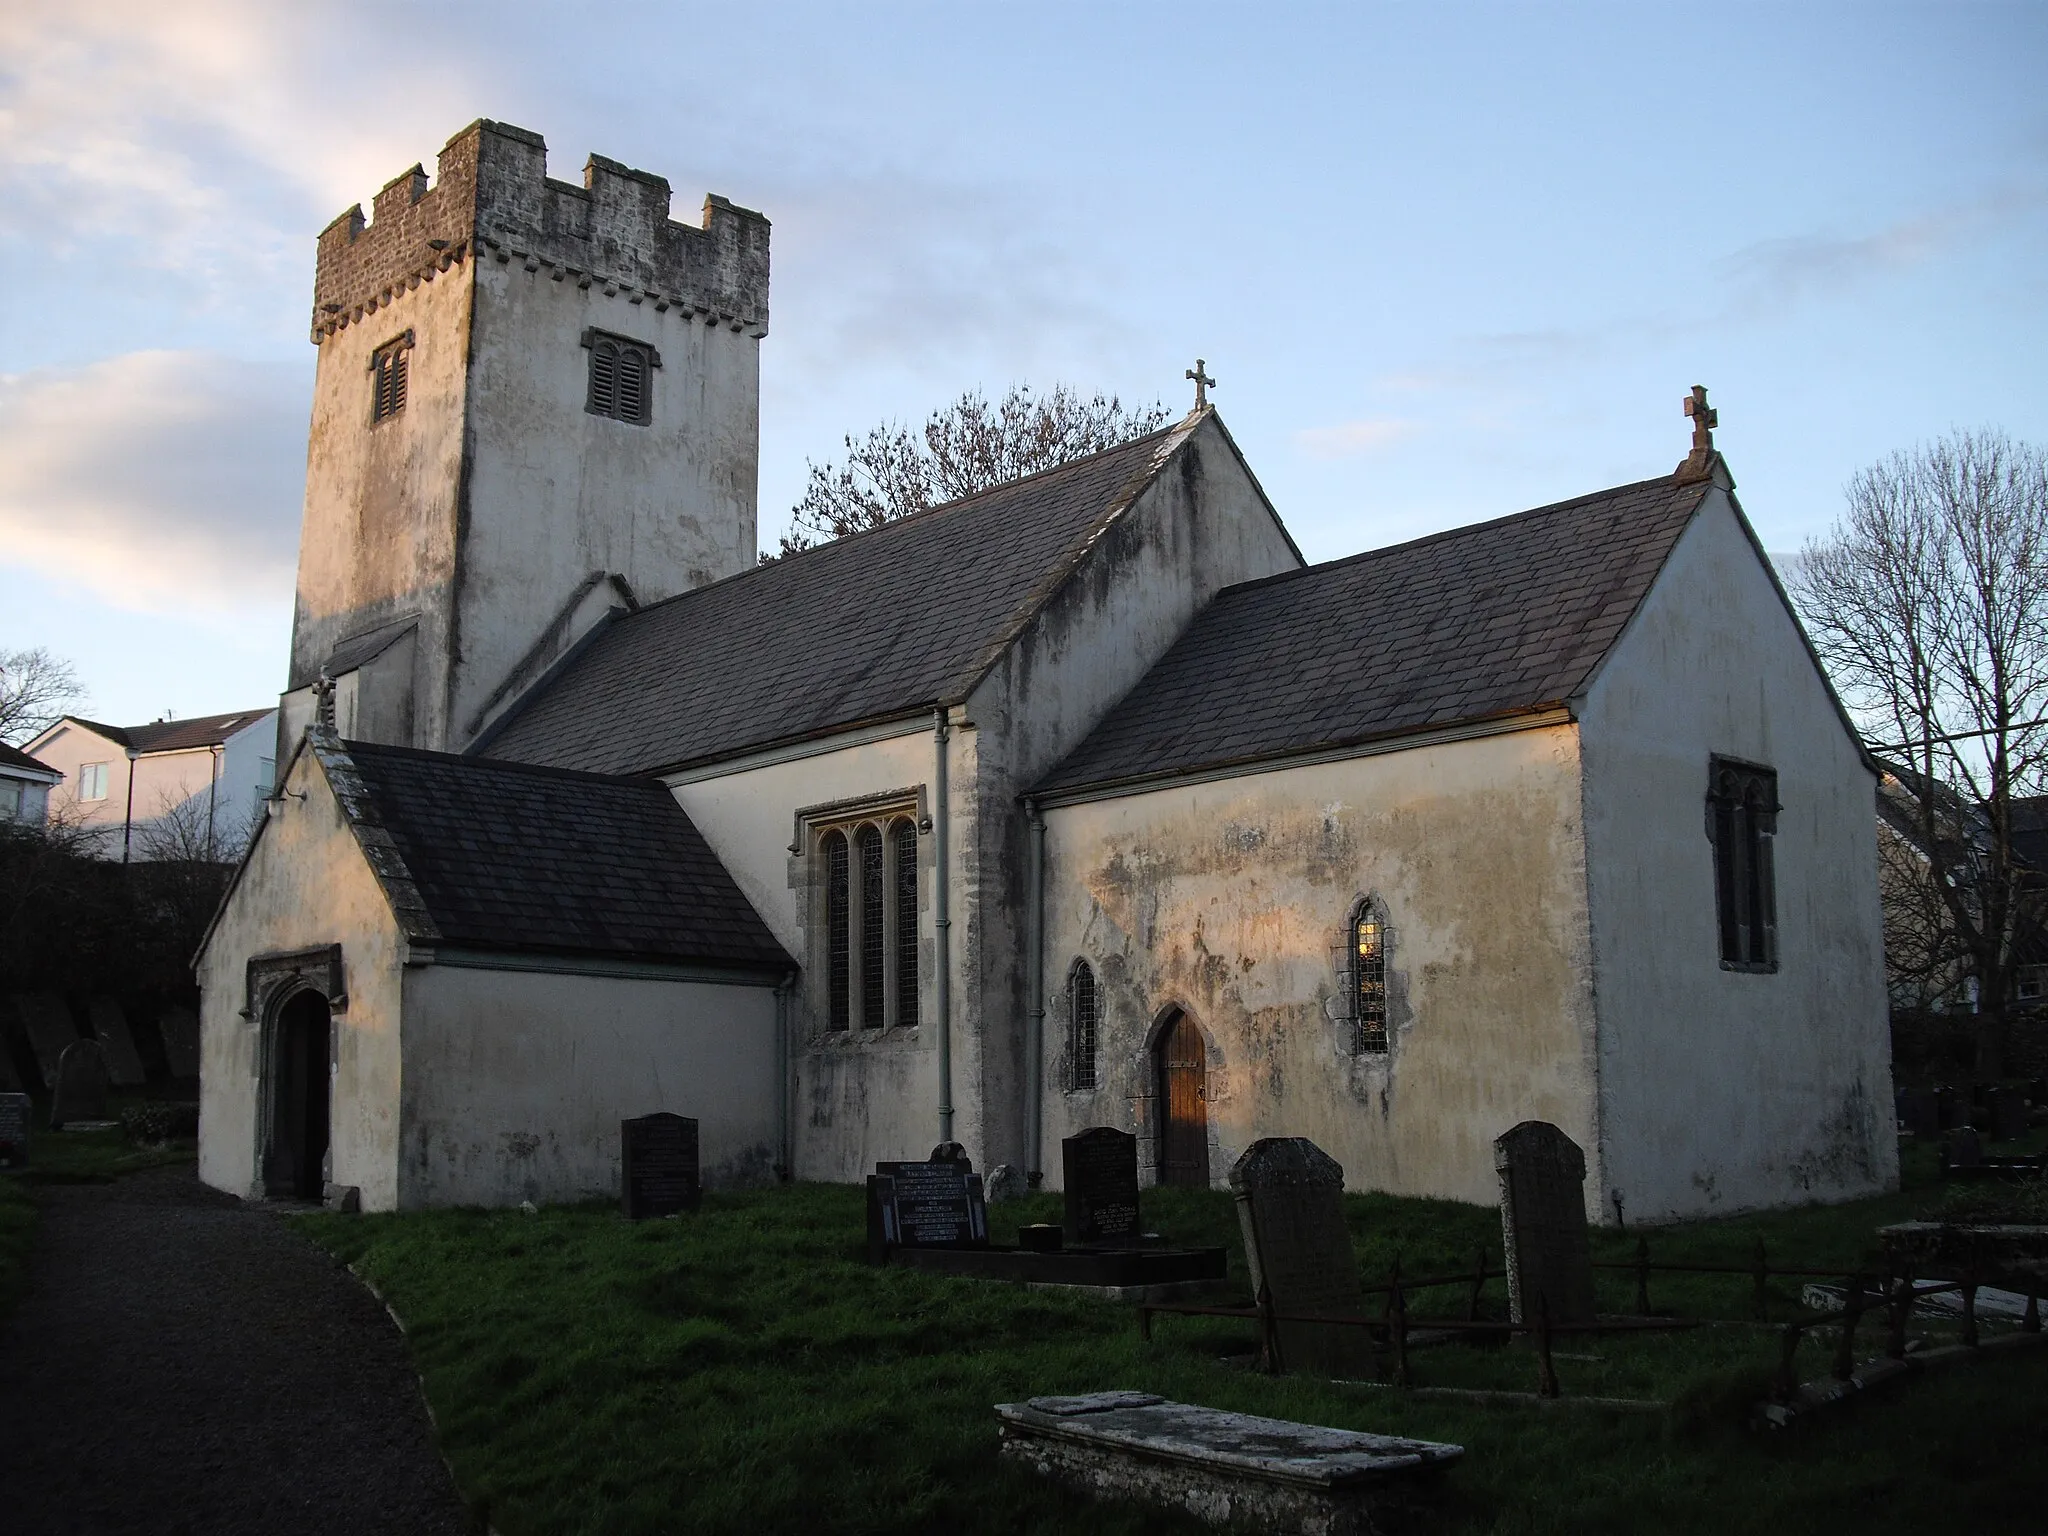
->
[0,647,85,745]
[776,383,1172,557]
[1792,429,2048,1072]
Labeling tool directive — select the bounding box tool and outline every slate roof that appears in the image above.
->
[63,709,272,754]
[1039,474,1715,797]
[0,740,58,778]
[329,739,790,971]
[483,422,1192,776]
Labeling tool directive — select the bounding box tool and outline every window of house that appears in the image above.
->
[1707,757,1779,972]
[815,810,920,1033]
[1068,959,1099,1090]
[79,761,109,801]
[0,781,20,821]
[370,332,413,422]
[584,330,658,424]
[1351,899,1389,1053]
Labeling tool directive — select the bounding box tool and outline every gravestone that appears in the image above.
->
[1228,1137,1370,1376]
[0,1091,30,1165]
[1064,1127,1143,1247]
[1946,1125,1983,1171]
[1895,1089,1940,1138]
[157,1005,201,1080]
[868,1156,989,1257]
[1936,1085,1965,1131]
[1987,1086,2029,1144]
[49,1039,111,1130]
[620,1112,699,1218]
[17,992,78,1086]
[1495,1121,1598,1327]
[984,1163,1026,1204]
[88,998,148,1087]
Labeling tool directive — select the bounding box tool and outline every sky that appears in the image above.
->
[2,1,2044,730]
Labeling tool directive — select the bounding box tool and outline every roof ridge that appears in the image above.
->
[348,737,666,789]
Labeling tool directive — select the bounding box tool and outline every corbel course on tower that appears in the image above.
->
[311,120,770,343]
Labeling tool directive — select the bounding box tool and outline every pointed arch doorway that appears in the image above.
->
[264,989,333,1200]
[1153,1008,1209,1188]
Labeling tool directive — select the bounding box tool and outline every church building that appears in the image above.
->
[196,120,1895,1223]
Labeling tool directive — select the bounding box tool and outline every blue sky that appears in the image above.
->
[2,1,2044,728]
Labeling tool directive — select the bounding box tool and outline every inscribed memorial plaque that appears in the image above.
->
[1064,1127,1142,1247]
[1494,1121,1597,1327]
[0,1091,29,1164]
[870,1158,989,1251]
[620,1112,700,1219]
[1228,1137,1370,1376]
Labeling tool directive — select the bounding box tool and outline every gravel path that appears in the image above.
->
[0,1164,470,1536]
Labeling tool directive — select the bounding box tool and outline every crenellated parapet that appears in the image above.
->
[311,119,770,342]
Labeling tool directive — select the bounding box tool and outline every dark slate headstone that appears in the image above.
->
[1495,1121,1598,1328]
[49,1039,111,1130]
[1947,1125,1983,1170]
[1895,1089,1940,1138]
[0,1091,30,1165]
[1988,1086,2029,1144]
[870,1158,989,1253]
[620,1112,699,1219]
[1229,1137,1370,1377]
[89,998,147,1088]
[157,1005,201,1081]
[1064,1127,1143,1247]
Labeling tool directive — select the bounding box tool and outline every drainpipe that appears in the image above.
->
[774,970,796,1182]
[206,744,223,861]
[933,706,954,1146]
[1024,797,1046,1185]
[120,746,139,864]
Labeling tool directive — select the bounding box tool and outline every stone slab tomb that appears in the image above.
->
[620,1112,700,1219]
[49,1039,112,1130]
[0,1091,30,1164]
[1229,1137,1371,1376]
[88,998,148,1088]
[1494,1121,1597,1327]
[1064,1127,1143,1246]
[996,1391,1463,1536]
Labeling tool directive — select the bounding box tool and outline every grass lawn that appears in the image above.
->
[299,1135,2048,1536]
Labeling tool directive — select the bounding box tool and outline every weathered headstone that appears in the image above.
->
[88,998,148,1088]
[984,1163,1026,1204]
[868,1156,989,1257]
[0,1091,30,1165]
[1988,1086,2029,1144]
[1229,1137,1370,1376]
[1946,1125,1983,1171]
[620,1112,699,1218]
[157,1005,201,1081]
[1495,1121,1598,1327]
[1895,1089,1940,1138]
[1937,1085,1965,1131]
[17,992,78,1086]
[1064,1127,1143,1247]
[49,1039,111,1130]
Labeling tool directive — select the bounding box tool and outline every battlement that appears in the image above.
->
[311,119,770,341]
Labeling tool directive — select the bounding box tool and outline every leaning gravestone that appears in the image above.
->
[49,1039,112,1130]
[156,1005,201,1081]
[1065,1127,1143,1247]
[88,998,148,1088]
[868,1154,989,1259]
[1495,1121,1598,1327]
[620,1112,700,1218]
[0,1091,30,1165]
[1229,1137,1370,1376]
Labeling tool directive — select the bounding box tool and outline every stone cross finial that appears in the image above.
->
[1186,359,1216,412]
[313,671,337,732]
[1684,385,1717,454]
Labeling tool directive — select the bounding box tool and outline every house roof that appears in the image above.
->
[323,738,790,971]
[0,740,59,780]
[1038,473,1715,797]
[61,709,273,755]
[482,418,1202,776]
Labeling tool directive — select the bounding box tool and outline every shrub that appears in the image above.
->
[120,1101,198,1144]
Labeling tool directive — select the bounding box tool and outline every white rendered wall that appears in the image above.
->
[1577,490,1893,1221]
[397,964,778,1207]
[1038,725,1600,1209]
[196,747,407,1209]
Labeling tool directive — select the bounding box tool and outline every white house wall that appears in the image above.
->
[34,713,277,860]
[1577,489,1893,1220]
[1039,726,1600,1208]
[396,963,779,1207]
[196,747,408,1209]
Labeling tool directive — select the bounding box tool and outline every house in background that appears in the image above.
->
[0,741,61,826]
[26,709,278,861]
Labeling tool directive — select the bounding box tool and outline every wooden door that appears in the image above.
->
[1155,1011,1209,1187]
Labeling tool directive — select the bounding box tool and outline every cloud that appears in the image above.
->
[1294,417,1422,459]
[0,351,308,614]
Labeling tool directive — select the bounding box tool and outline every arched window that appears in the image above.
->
[1351,899,1388,1054]
[1068,959,1099,1090]
[891,817,919,1029]
[857,824,886,1029]
[1707,757,1778,971]
[823,830,850,1030]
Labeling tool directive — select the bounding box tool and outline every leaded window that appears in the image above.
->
[1068,960,1099,1090]
[858,824,886,1028]
[892,817,919,1029]
[1352,901,1388,1053]
[584,329,657,425]
[370,332,413,422]
[816,809,920,1034]
[823,831,850,1030]
[1707,757,1779,971]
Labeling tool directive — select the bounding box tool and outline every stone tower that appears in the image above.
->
[279,119,769,756]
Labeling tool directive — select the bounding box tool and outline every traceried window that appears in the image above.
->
[824,830,850,1030]
[1067,959,1099,1090]
[892,817,919,1029]
[1351,899,1388,1054]
[584,329,658,425]
[370,332,413,422]
[815,810,920,1034]
[1707,757,1779,972]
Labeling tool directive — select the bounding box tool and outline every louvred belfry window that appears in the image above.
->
[583,329,658,425]
[370,332,413,422]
